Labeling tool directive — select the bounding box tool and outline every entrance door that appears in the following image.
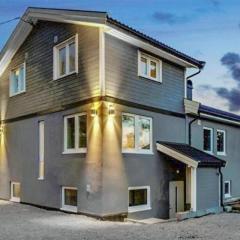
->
[169,181,184,218]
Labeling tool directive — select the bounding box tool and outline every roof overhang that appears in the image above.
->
[0,7,204,77]
[156,143,198,168]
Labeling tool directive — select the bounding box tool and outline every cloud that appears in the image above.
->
[209,0,220,7]
[152,12,189,25]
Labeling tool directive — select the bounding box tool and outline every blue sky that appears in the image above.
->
[0,0,240,113]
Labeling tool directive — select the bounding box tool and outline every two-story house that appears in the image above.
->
[0,7,238,221]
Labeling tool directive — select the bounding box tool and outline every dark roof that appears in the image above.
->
[200,104,240,123]
[157,141,226,167]
[106,16,205,69]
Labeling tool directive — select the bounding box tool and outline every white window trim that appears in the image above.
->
[138,51,162,82]
[10,182,20,203]
[38,121,45,180]
[203,127,213,154]
[61,186,78,213]
[122,113,153,154]
[128,186,151,213]
[53,34,78,80]
[63,113,87,154]
[224,181,231,199]
[9,62,26,97]
[217,129,226,156]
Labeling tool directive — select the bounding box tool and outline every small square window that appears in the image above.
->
[9,63,26,96]
[224,181,231,198]
[61,187,77,212]
[10,182,21,202]
[128,186,151,212]
[138,51,162,82]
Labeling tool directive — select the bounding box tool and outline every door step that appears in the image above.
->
[126,217,176,225]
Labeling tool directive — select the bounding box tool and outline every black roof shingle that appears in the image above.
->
[157,141,226,167]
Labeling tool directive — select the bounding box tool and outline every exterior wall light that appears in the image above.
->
[108,105,115,116]
[90,108,98,117]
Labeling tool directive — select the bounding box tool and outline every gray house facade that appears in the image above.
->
[0,7,238,221]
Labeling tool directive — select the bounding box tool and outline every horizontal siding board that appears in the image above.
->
[105,34,185,113]
[0,21,100,120]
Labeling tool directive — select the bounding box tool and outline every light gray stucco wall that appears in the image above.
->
[191,118,240,201]
[197,167,220,210]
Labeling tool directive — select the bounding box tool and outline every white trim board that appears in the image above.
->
[156,143,199,168]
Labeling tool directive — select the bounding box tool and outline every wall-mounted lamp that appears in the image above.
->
[108,104,115,116]
[90,107,98,117]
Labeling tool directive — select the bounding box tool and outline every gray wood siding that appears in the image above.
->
[105,34,185,113]
[0,21,100,120]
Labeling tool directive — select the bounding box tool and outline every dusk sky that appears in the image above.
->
[0,0,240,114]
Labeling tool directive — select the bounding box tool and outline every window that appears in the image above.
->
[10,182,21,202]
[217,130,226,155]
[53,34,78,80]
[38,121,45,180]
[224,181,231,198]
[128,186,151,212]
[61,187,77,212]
[138,51,162,82]
[122,113,152,154]
[9,63,26,96]
[203,127,213,153]
[64,113,87,153]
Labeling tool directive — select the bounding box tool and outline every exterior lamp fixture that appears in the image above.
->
[108,104,115,116]
[90,107,97,117]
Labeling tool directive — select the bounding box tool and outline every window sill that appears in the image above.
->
[53,71,77,81]
[38,177,44,181]
[217,152,226,156]
[204,150,213,155]
[128,205,151,213]
[60,206,77,213]
[224,194,231,199]
[10,90,26,98]
[122,150,154,155]
[139,74,162,83]
[62,149,87,154]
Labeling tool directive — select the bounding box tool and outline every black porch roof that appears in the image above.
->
[157,141,226,168]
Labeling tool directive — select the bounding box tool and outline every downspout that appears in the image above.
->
[219,167,224,208]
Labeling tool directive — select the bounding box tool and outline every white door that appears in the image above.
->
[169,181,184,218]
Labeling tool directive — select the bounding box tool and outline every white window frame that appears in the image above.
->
[217,129,226,156]
[128,186,151,213]
[10,182,20,202]
[224,181,231,198]
[138,51,162,82]
[53,34,78,80]
[122,113,153,154]
[63,113,87,154]
[38,121,45,180]
[9,62,26,97]
[61,186,78,213]
[203,127,213,154]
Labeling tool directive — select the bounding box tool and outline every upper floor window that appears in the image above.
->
[122,113,152,154]
[138,51,162,82]
[9,63,26,97]
[53,34,78,80]
[63,113,87,154]
[203,127,213,154]
[217,129,226,155]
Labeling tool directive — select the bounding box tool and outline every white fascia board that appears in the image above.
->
[200,113,240,126]
[105,27,198,69]
[156,143,198,168]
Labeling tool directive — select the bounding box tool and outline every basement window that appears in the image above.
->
[61,187,78,212]
[138,51,162,82]
[53,34,78,80]
[10,182,21,202]
[128,186,151,212]
[9,63,26,97]
[63,113,87,154]
[224,181,231,198]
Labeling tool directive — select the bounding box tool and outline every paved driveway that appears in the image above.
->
[0,200,240,240]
